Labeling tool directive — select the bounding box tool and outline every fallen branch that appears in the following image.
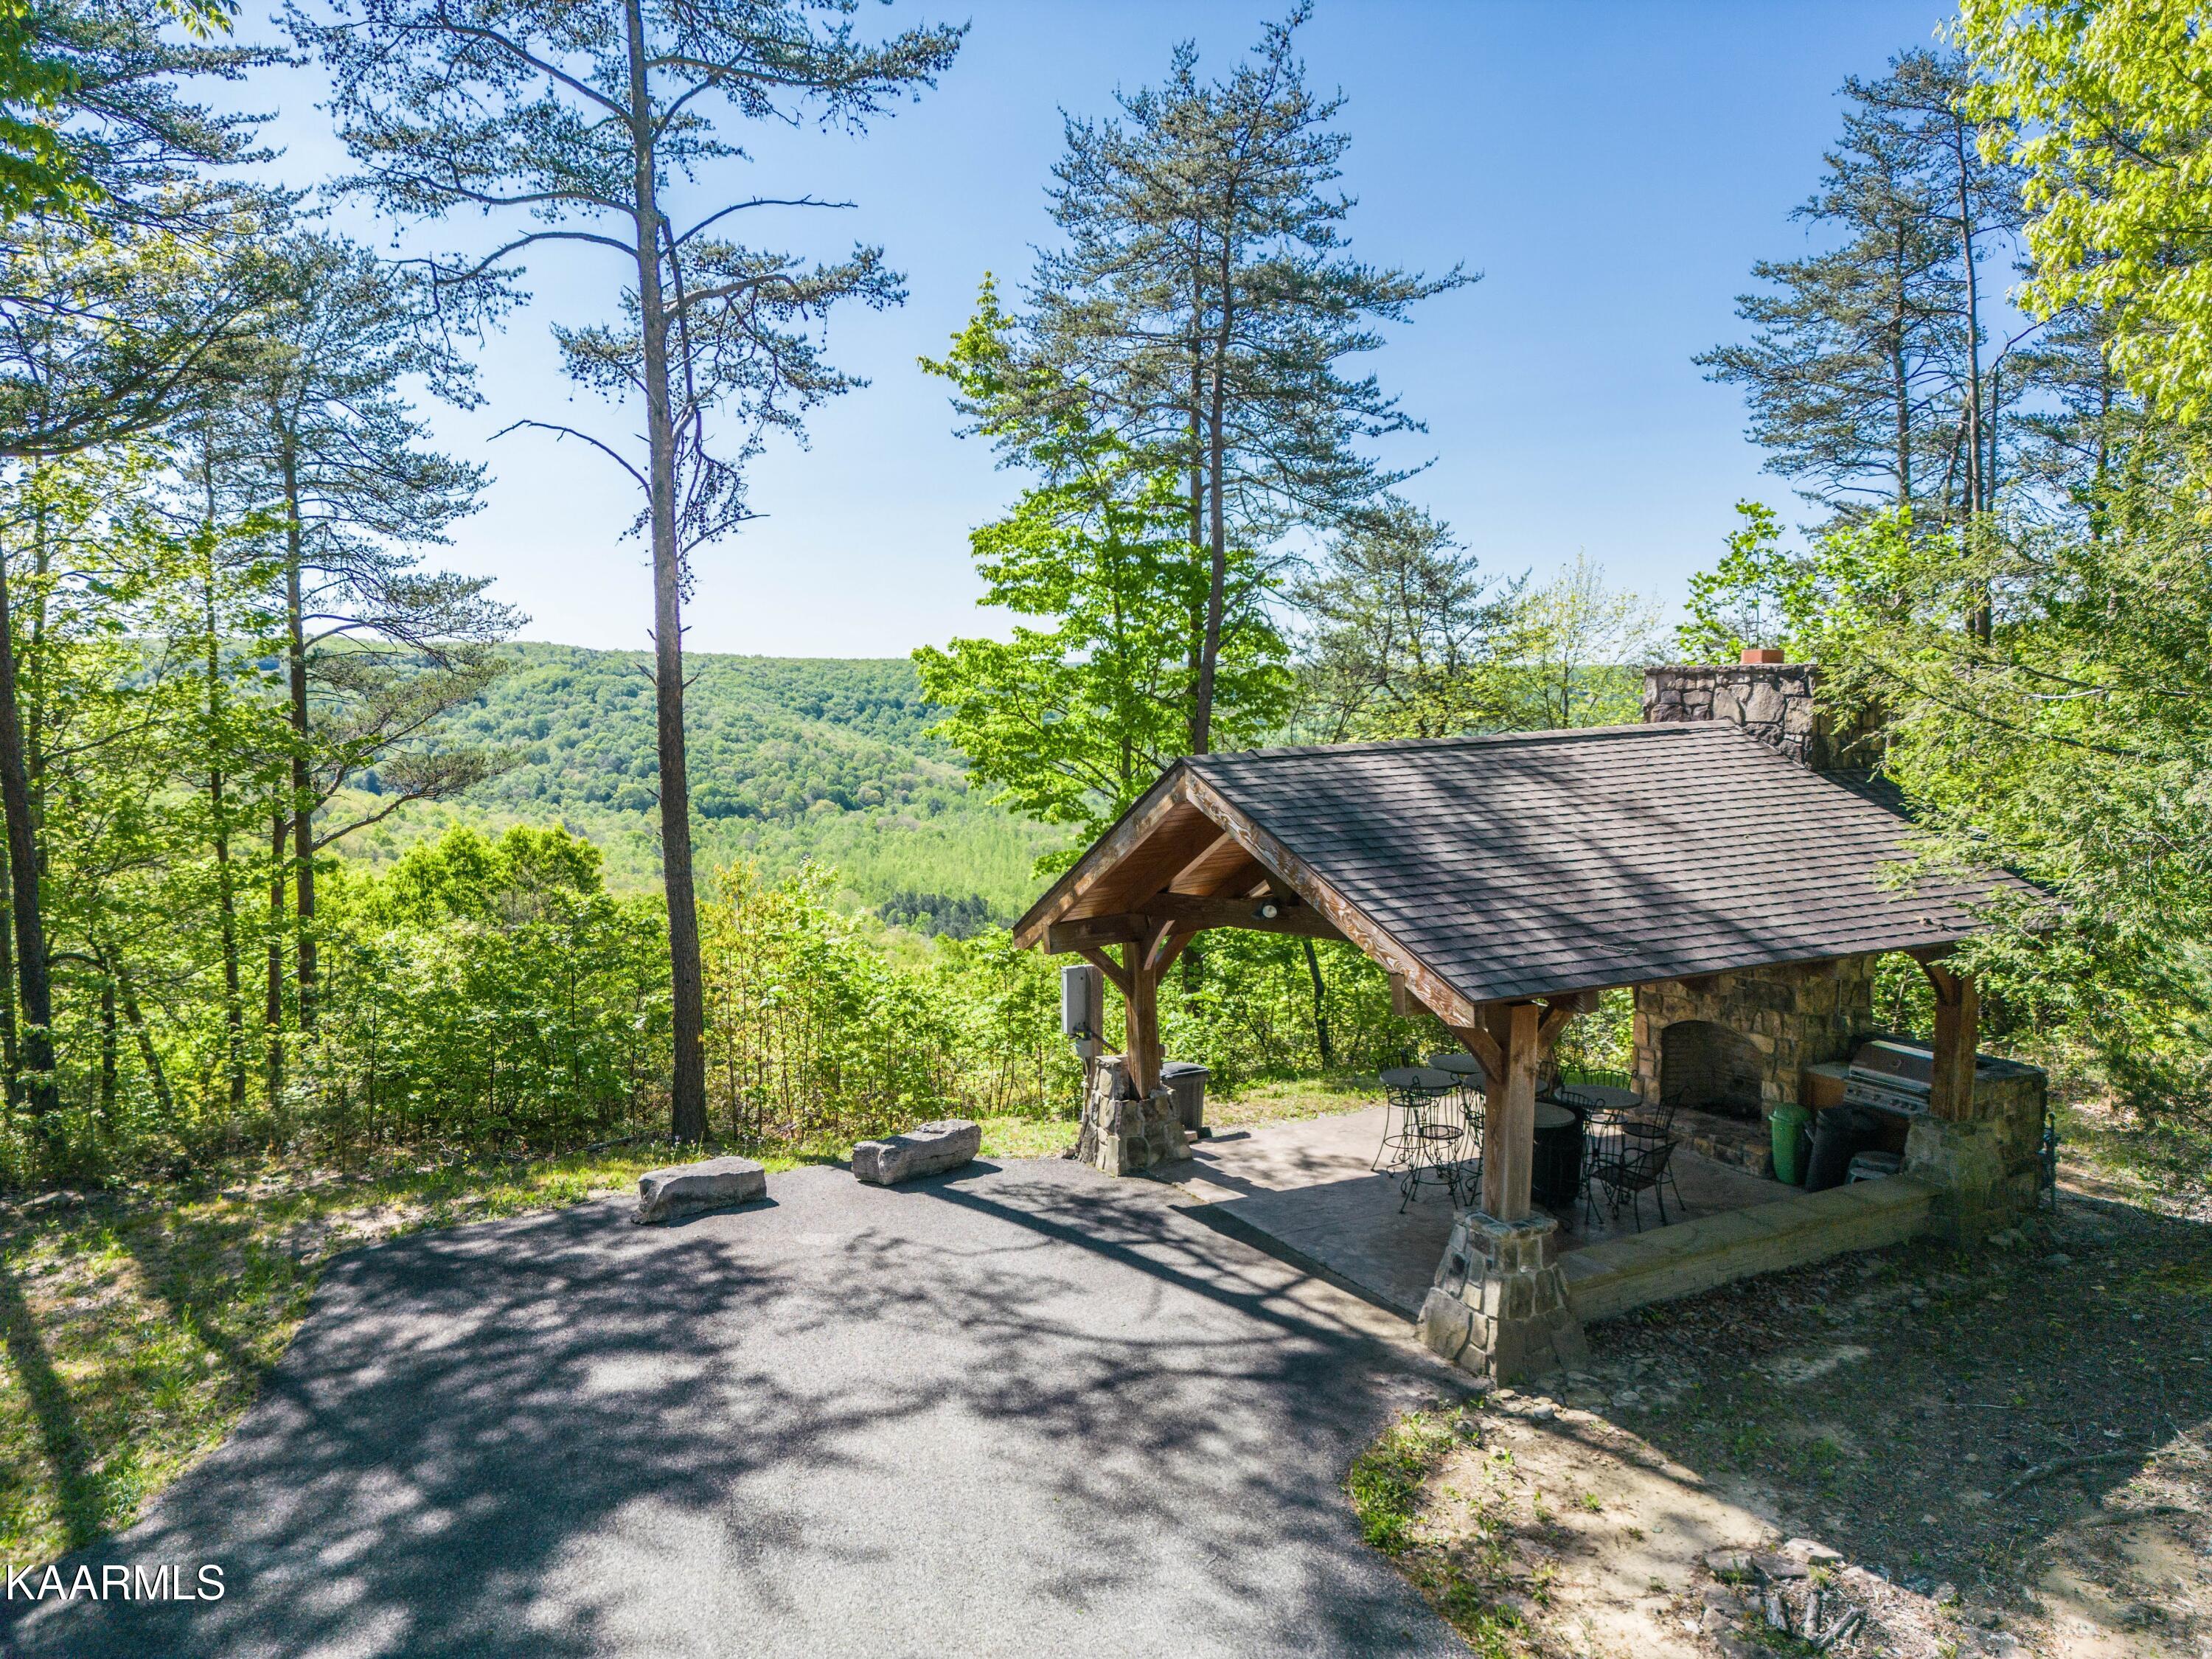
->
[1812,1608,1863,1652]
[1997,1449,2141,1498]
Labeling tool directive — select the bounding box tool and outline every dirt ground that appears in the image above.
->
[1365,1183,2212,1658]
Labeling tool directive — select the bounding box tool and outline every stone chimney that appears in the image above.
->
[1642,648,1847,770]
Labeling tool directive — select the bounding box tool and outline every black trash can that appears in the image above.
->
[1805,1106,1881,1192]
[1160,1060,1209,1135]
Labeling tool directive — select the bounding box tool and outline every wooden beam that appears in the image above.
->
[1180,769,1481,1028]
[1014,776,1214,947]
[1046,892,1345,953]
[1141,917,1185,976]
[1390,973,1418,1019]
[1124,943,1162,1097]
[1047,914,1145,953]
[1921,959,1978,1121]
[1073,943,1129,996]
[1478,1001,1543,1221]
[1140,891,1346,940]
[1445,1022,1504,1085]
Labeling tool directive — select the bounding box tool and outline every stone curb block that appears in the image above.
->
[633,1156,767,1224]
[852,1119,981,1186]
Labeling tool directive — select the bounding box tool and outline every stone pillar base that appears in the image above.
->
[1419,1209,1587,1383]
[1905,1115,2028,1244]
[1075,1056,1189,1176]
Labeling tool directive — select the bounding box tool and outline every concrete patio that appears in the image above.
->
[1155,1105,1812,1320]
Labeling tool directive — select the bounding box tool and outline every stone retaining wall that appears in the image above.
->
[1561,1177,1941,1324]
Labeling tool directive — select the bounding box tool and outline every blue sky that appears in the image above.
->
[246,0,1961,658]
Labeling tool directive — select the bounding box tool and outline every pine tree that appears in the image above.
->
[298,0,961,1141]
[969,7,1464,755]
[210,232,511,1038]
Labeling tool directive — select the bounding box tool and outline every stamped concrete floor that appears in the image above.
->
[3,1160,1469,1659]
[1158,1106,1785,1318]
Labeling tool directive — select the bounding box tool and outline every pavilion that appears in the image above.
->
[1013,657,2046,1380]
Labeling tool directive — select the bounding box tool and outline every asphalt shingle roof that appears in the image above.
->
[1170,723,2012,1006]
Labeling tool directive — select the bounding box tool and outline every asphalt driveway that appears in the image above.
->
[4,1158,1467,1658]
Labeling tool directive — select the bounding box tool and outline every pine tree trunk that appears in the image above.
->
[199,513,248,1113]
[0,549,57,1124]
[1192,263,1234,757]
[0,831,18,1110]
[266,810,285,1113]
[279,440,319,1028]
[624,0,707,1142]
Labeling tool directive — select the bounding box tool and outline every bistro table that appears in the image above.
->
[1377,1066,1464,1205]
[1425,1051,1488,1165]
[1549,1082,1643,1121]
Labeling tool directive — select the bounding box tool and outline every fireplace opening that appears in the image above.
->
[1660,1020,1765,1120]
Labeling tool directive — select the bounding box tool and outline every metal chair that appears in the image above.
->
[1399,1115,1467,1211]
[1584,1118,1680,1231]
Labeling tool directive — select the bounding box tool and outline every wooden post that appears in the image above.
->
[1922,961,1979,1122]
[1480,1001,1541,1221]
[1122,942,1162,1098]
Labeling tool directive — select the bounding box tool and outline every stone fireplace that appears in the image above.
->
[1658,1019,1765,1119]
[1632,958,1875,1170]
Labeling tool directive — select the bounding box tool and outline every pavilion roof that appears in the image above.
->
[1013,723,2028,1024]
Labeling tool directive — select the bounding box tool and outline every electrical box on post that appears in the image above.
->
[1061,961,1105,1060]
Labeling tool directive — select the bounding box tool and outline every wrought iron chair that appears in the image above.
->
[1380,1068,1464,1208]
[1583,1117,1680,1232]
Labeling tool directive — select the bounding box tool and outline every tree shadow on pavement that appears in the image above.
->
[4,1160,1467,1659]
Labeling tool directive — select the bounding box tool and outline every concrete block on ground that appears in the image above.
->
[852,1119,981,1186]
[633,1156,767,1224]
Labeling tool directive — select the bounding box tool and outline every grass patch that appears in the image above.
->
[1347,1401,1466,1553]
[0,1113,1071,1568]
[1347,1400,1540,1658]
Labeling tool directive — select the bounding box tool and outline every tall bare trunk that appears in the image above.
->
[105,946,174,1120]
[1300,936,1332,1068]
[625,0,707,1141]
[199,441,247,1111]
[278,437,318,1027]
[1891,225,1913,510]
[265,810,285,1112]
[1191,250,1234,757]
[0,546,55,1124]
[0,831,18,1110]
[1953,117,1991,643]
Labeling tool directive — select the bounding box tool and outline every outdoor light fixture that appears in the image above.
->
[1253,900,1281,921]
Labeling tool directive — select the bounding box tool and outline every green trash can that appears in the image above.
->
[1770,1102,1812,1186]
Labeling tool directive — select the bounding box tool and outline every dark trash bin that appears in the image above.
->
[1160,1061,1209,1135]
[1805,1106,1882,1192]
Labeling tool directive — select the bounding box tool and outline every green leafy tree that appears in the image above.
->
[298,0,961,1141]
[1293,498,1522,741]
[915,375,1289,855]
[1962,0,2212,420]
[1677,500,1819,662]
[1495,553,1665,729]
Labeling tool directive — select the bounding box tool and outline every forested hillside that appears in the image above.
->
[334,644,1065,916]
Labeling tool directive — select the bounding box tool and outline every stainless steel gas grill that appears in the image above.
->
[1841,1037,1935,1117]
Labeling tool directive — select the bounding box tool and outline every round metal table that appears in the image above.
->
[1424,1052,1488,1085]
[1377,1067,1465,1207]
[1551,1082,1641,1118]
